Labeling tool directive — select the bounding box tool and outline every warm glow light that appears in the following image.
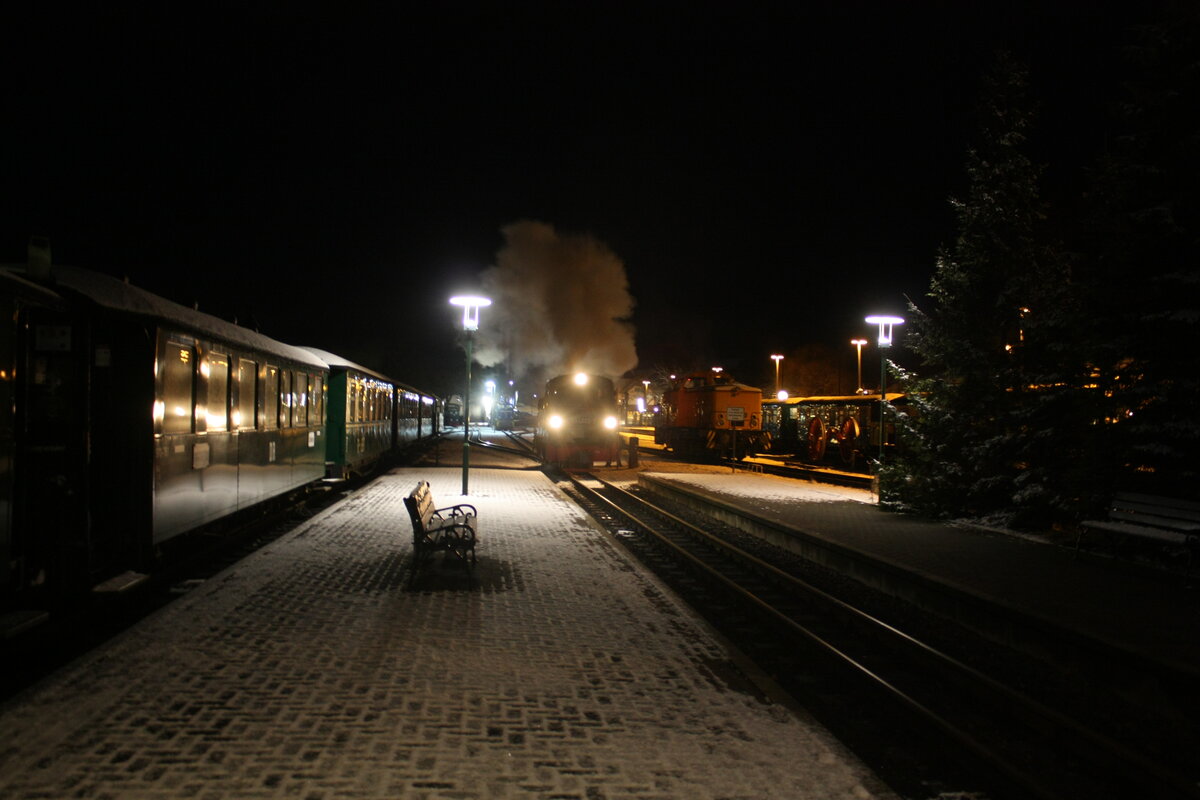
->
[549,414,564,429]
[603,416,618,429]
[777,390,789,401]
[573,372,588,386]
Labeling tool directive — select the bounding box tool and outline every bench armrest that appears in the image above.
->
[433,503,477,519]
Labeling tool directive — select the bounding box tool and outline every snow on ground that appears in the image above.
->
[643,470,874,506]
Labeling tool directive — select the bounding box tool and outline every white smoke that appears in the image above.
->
[473,220,638,381]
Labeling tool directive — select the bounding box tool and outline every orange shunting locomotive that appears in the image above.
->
[654,371,765,459]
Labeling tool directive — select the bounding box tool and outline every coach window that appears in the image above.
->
[206,353,230,431]
[295,372,309,427]
[236,359,257,430]
[280,369,293,428]
[262,365,279,430]
[162,341,195,435]
[312,375,324,425]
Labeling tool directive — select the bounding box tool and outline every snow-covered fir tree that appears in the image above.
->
[881,53,1086,526]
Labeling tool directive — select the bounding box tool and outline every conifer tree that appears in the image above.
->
[882,52,1080,524]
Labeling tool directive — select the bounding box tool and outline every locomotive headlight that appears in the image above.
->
[549,414,565,429]
[603,415,618,430]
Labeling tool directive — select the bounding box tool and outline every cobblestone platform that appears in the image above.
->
[0,468,896,799]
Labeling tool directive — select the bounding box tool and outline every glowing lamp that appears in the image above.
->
[449,295,492,332]
[864,314,904,463]
[865,315,904,347]
[449,293,492,494]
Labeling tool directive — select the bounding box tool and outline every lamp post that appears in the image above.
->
[770,354,783,398]
[864,315,903,463]
[850,339,868,394]
[449,295,492,494]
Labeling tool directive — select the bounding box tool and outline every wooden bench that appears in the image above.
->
[1077,492,1200,566]
[404,480,478,578]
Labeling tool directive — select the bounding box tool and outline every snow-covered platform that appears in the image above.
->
[637,471,1200,676]
[0,468,897,800]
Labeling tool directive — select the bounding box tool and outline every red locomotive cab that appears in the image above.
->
[654,372,765,458]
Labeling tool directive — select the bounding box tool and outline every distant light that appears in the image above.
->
[574,372,589,386]
[549,414,564,429]
[636,397,646,413]
[603,416,618,429]
[776,390,789,401]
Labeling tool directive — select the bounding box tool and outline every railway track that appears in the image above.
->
[556,469,1198,800]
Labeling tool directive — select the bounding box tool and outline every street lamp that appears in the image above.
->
[449,294,492,494]
[850,339,868,394]
[770,354,784,398]
[864,315,903,463]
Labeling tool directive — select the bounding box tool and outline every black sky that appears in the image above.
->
[3,3,1167,396]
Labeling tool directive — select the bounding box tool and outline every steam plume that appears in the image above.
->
[474,220,638,381]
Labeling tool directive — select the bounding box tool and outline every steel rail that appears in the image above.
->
[566,473,1197,800]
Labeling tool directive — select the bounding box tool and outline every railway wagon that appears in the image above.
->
[301,348,395,479]
[1,262,328,611]
[762,393,907,470]
[397,385,441,444]
[535,373,621,466]
[444,394,464,427]
[654,371,765,459]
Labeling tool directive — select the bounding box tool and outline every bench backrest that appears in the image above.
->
[405,481,437,532]
[1111,492,1200,531]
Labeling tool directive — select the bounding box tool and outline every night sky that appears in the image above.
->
[3,3,1166,397]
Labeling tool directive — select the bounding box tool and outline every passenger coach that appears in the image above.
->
[301,348,442,479]
[1,262,328,609]
[762,393,907,470]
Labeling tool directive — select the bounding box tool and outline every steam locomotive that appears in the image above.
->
[654,371,765,459]
[0,260,440,627]
[535,373,621,466]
